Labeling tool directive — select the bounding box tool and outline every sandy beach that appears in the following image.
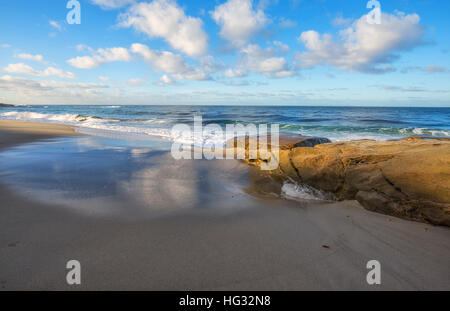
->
[0,120,81,149]
[0,120,449,290]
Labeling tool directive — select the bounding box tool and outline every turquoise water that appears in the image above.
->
[1,105,449,143]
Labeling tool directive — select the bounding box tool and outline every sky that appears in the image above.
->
[0,0,449,106]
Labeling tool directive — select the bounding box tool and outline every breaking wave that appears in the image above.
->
[1,107,449,146]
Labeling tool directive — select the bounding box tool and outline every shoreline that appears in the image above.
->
[0,119,449,290]
[1,119,449,226]
[0,119,82,150]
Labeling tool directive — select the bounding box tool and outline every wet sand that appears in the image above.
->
[0,120,81,149]
[0,120,449,290]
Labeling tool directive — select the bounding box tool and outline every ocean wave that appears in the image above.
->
[0,111,118,123]
[77,124,229,147]
[1,110,449,146]
[278,124,450,140]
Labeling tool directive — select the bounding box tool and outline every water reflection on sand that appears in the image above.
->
[0,136,262,218]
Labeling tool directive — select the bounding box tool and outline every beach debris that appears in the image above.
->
[321,244,330,249]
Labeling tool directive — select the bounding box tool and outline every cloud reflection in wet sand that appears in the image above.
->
[0,136,256,218]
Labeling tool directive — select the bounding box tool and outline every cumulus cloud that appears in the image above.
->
[296,12,426,73]
[16,53,44,62]
[67,47,131,69]
[131,43,189,73]
[91,0,135,9]
[226,44,295,78]
[119,0,208,57]
[3,63,76,79]
[131,43,211,81]
[211,0,268,48]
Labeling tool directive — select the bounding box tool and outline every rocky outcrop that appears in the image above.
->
[0,103,15,107]
[238,135,450,226]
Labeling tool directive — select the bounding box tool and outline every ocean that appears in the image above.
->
[1,105,449,145]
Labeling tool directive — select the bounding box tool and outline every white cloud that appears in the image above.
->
[1,43,12,48]
[119,0,208,57]
[3,63,76,79]
[76,44,94,52]
[271,70,296,78]
[16,53,44,62]
[131,43,189,73]
[91,0,135,9]
[41,67,76,79]
[226,44,295,78]
[131,43,210,81]
[172,69,209,81]
[67,47,131,69]
[0,75,107,93]
[0,75,110,105]
[126,78,147,86]
[296,12,426,73]
[211,0,268,48]
[49,20,62,31]
[273,41,290,52]
[156,74,175,86]
[67,56,99,69]
[224,68,247,78]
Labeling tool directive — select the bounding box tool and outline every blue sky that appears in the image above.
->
[0,0,449,106]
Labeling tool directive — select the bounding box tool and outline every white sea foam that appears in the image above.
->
[0,111,229,147]
[0,111,101,123]
[412,128,424,135]
[281,181,328,201]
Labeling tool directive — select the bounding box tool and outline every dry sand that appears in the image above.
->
[0,120,449,290]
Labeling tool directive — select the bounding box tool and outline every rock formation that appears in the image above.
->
[237,135,450,226]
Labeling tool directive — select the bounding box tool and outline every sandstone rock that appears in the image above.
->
[242,135,450,226]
